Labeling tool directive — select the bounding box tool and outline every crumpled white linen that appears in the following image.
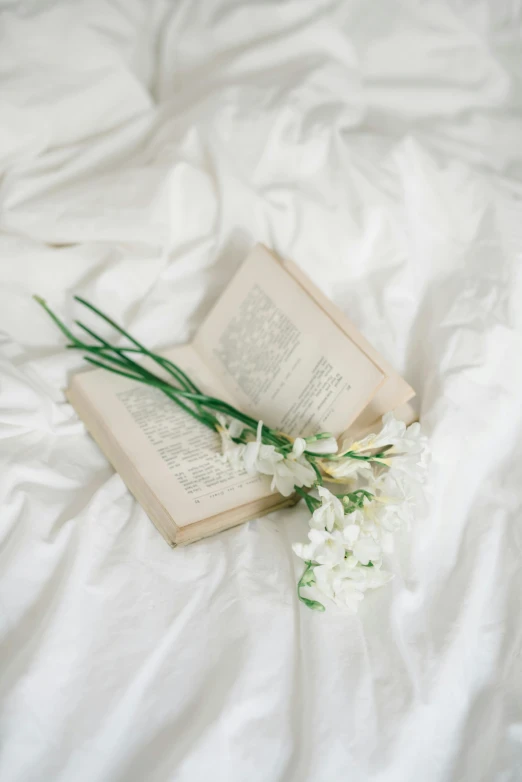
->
[1,1,521,781]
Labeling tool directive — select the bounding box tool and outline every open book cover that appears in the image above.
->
[67,245,416,546]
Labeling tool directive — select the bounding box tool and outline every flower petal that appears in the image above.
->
[243,441,260,473]
[229,419,244,439]
[343,524,360,546]
[292,437,306,458]
[353,536,381,566]
[305,437,338,455]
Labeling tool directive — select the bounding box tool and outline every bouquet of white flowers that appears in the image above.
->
[35,295,428,613]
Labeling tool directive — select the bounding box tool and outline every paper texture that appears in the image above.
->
[280,255,416,433]
[194,245,385,436]
[70,344,274,527]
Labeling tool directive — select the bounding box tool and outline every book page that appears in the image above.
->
[71,344,275,527]
[193,245,385,437]
[282,256,415,437]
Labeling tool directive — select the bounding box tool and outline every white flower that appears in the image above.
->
[313,559,393,610]
[243,421,284,475]
[370,472,413,531]
[320,457,372,481]
[333,580,366,612]
[351,562,394,591]
[344,499,392,559]
[222,442,245,470]
[293,528,346,567]
[314,565,365,612]
[332,491,399,560]
[393,420,429,459]
[291,437,306,458]
[292,434,338,457]
[243,421,316,496]
[295,534,394,612]
[216,413,244,442]
[228,420,244,440]
[310,486,345,532]
[387,426,430,488]
[369,447,428,533]
[312,564,337,598]
[340,412,408,455]
[342,523,360,546]
[304,436,338,455]
[271,454,316,496]
[341,413,428,468]
[216,413,246,471]
[352,535,381,566]
[293,414,429,612]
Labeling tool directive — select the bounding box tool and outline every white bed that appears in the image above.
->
[1,1,521,780]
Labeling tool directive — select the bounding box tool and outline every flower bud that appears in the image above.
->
[304,436,338,455]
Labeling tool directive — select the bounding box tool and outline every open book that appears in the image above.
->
[67,245,415,545]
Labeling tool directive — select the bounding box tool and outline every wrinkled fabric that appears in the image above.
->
[1,1,522,781]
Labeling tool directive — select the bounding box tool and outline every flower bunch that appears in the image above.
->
[291,414,428,612]
[218,416,338,496]
[35,295,428,614]
[215,406,428,612]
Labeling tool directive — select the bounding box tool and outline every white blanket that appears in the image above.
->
[1,2,521,780]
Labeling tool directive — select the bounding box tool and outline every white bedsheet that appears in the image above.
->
[1,2,521,780]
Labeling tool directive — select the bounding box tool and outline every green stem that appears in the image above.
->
[34,296,84,346]
[294,486,320,513]
[173,393,287,447]
[72,320,210,423]
[83,356,218,430]
[81,343,204,393]
[74,296,201,395]
[307,457,323,485]
[325,446,392,462]
[297,562,325,612]
[337,489,374,502]
[35,295,302,451]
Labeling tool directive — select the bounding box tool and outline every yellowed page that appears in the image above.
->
[281,255,415,432]
[70,344,275,527]
[193,245,385,437]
